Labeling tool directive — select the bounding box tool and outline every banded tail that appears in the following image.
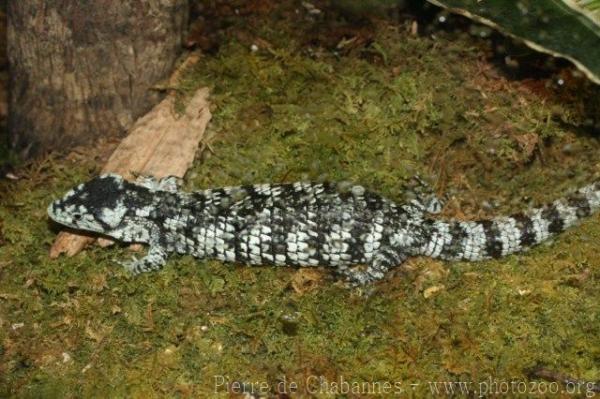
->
[419,181,600,261]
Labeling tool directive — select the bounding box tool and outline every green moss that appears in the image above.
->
[1,1,599,396]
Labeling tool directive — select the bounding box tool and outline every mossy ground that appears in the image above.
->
[1,1,600,397]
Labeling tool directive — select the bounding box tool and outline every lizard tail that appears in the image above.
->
[418,180,600,261]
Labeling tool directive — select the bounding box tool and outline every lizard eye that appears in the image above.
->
[73,213,82,221]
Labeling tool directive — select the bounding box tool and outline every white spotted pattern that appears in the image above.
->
[47,174,600,284]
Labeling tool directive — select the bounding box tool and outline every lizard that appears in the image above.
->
[47,173,600,285]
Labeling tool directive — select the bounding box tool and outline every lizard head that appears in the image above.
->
[48,174,131,234]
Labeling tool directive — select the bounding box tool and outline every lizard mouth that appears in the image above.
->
[47,201,58,220]
[47,200,68,225]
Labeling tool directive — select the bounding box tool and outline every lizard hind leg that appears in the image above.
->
[406,175,446,215]
[340,247,407,286]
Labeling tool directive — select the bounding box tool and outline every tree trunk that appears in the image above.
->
[7,0,188,159]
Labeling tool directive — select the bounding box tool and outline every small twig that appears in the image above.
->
[199,139,216,156]
[528,366,600,393]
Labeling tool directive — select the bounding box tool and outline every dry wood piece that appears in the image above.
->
[49,86,212,258]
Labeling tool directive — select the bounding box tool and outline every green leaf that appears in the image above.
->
[426,0,600,84]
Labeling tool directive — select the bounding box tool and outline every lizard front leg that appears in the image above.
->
[135,175,181,193]
[119,245,168,274]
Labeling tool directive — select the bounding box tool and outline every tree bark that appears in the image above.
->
[7,0,188,159]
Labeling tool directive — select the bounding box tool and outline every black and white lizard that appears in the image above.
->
[48,174,600,285]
